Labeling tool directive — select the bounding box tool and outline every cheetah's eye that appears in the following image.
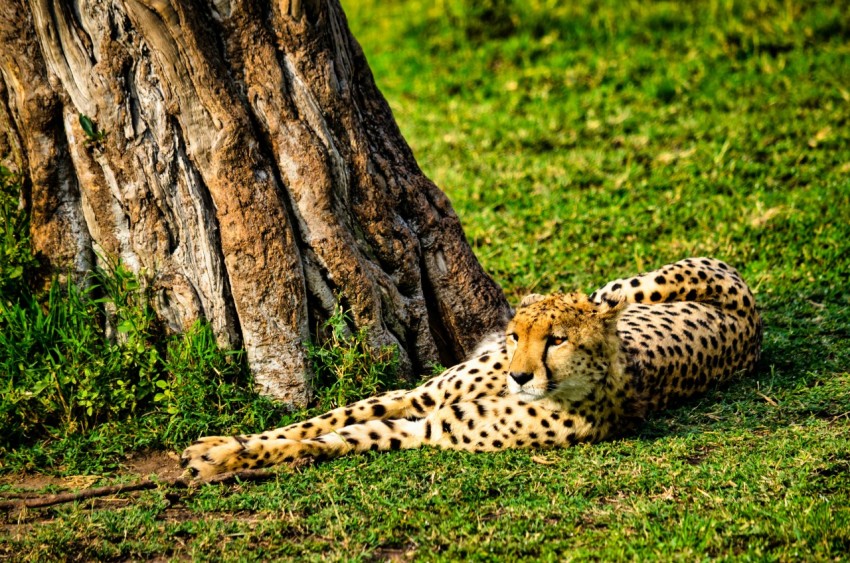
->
[548,336,567,347]
[508,332,518,342]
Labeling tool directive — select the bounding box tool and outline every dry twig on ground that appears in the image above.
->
[0,469,278,512]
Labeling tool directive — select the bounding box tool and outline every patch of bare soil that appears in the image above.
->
[123,450,184,481]
[1,450,186,528]
[0,450,298,540]
[0,450,183,495]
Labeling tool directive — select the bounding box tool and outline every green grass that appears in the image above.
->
[307,304,401,413]
[2,0,850,559]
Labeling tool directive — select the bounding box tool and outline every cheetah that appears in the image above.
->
[181,257,762,478]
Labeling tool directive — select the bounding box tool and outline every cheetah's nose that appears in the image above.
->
[510,372,533,386]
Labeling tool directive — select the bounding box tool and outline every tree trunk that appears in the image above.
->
[0,0,510,404]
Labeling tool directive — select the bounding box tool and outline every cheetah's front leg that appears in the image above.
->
[182,418,426,478]
[182,344,509,473]
[182,396,600,477]
[268,346,510,441]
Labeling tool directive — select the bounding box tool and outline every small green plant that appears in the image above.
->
[306,304,400,411]
[152,321,286,447]
[0,166,38,299]
[79,113,107,146]
[0,258,160,445]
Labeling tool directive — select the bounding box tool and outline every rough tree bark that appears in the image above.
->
[0,0,510,404]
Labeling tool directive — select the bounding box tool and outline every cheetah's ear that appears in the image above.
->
[595,298,627,331]
[517,293,546,309]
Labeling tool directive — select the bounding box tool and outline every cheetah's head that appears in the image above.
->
[505,293,625,402]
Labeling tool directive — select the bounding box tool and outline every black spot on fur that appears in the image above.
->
[452,404,465,421]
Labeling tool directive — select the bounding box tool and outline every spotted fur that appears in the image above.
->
[181,257,761,478]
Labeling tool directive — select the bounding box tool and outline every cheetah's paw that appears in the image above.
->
[180,435,251,479]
